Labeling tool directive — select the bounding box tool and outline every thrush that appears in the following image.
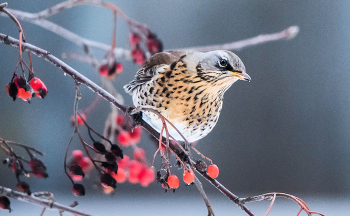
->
[124,50,250,143]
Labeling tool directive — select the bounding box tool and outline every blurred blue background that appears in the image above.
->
[1,0,350,215]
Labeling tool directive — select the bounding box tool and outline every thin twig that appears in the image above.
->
[178,26,300,52]
[0,186,90,216]
[194,176,215,216]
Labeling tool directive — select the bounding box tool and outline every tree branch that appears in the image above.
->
[0,186,90,216]
[0,33,254,215]
[1,7,299,57]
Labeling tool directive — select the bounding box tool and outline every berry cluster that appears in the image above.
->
[98,61,123,79]
[130,31,163,65]
[2,140,48,198]
[6,75,47,102]
[155,156,220,192]
[66,113,156,196]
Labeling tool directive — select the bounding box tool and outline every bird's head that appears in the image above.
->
[196,50,250,84]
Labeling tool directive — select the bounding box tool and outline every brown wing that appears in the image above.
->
[124,51,189,94]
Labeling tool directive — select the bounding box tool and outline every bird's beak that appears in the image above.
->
[233,71,251,82]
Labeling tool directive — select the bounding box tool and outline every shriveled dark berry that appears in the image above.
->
[101,162,118,174]
[100,173,117,189]
[111,144,123,159]
[16,181,31,195]
[29,158,48,178]
[93,142,107,154]
[72,184,85,196]
[105,152,116,164]
[69,164,85,177]
[195,160,208,173]
[0,196,11,212]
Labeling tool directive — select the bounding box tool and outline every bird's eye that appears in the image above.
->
[218,59,228,68]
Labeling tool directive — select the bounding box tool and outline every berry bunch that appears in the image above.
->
[130,31,163,65]
[2,139,48,199]
[6,75,47,102]
[98,61,123,79]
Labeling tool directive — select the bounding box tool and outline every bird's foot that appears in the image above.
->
[126,107,143,127]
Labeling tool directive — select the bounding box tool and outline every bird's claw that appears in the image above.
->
[126,107,143,127]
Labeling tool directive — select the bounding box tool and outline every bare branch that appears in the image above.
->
[0,33,255,215]
[0,186,90,216]
[1,8,299,57]
[178,26,300,52]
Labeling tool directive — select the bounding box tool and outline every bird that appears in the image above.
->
[124,50,250,143]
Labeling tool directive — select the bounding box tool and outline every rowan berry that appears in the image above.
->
[133,148,145,161]
[147,32,163,55]
[116,115,124,125]
[129,126,142,143]
[183,170,195,184]
[93,142,107,154]
[111,144,123,158]
[130,33,142,45]
[69,164,85,177]
[117,155,129,169]
[117,130,131,146]
[207,164,219,178]
[113,168,127,183]
[100,173,117,189]
[30,77,47,98]
[72,184,85,196]
[131,45,146,65]
[16,181,31,195]
[167,174,179,189]
[0,196,11,212]
[140,167,155,187]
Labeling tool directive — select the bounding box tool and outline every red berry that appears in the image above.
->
[207,164,219,179]
[116,115,124,125]
[100,173,117,189]
[140,167,155,187]
[129,126,142,143]
[17,88,32,101]
[115,63,123,74]
[71,114,86,126]
[16,182,31,195]
[113,168,127,183]
[131,45,146,65]
[99,64,109,76]
[117,130,131,146]
[147,33,163,55]
[128,160,142,184]
[72,184,85,196]
[183,170,195,184]
[0,196,11,212]
[130,33,142,45]
[72,174,83,182]
[133,148,145,161]
[72,150,84,162]
[30,77,48,98]
[117,155,130,169]
[167,174,179,189]
[79,157,92,173]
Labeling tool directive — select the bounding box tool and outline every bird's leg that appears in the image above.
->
[152,123,165,167]
[126,106,143,127]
